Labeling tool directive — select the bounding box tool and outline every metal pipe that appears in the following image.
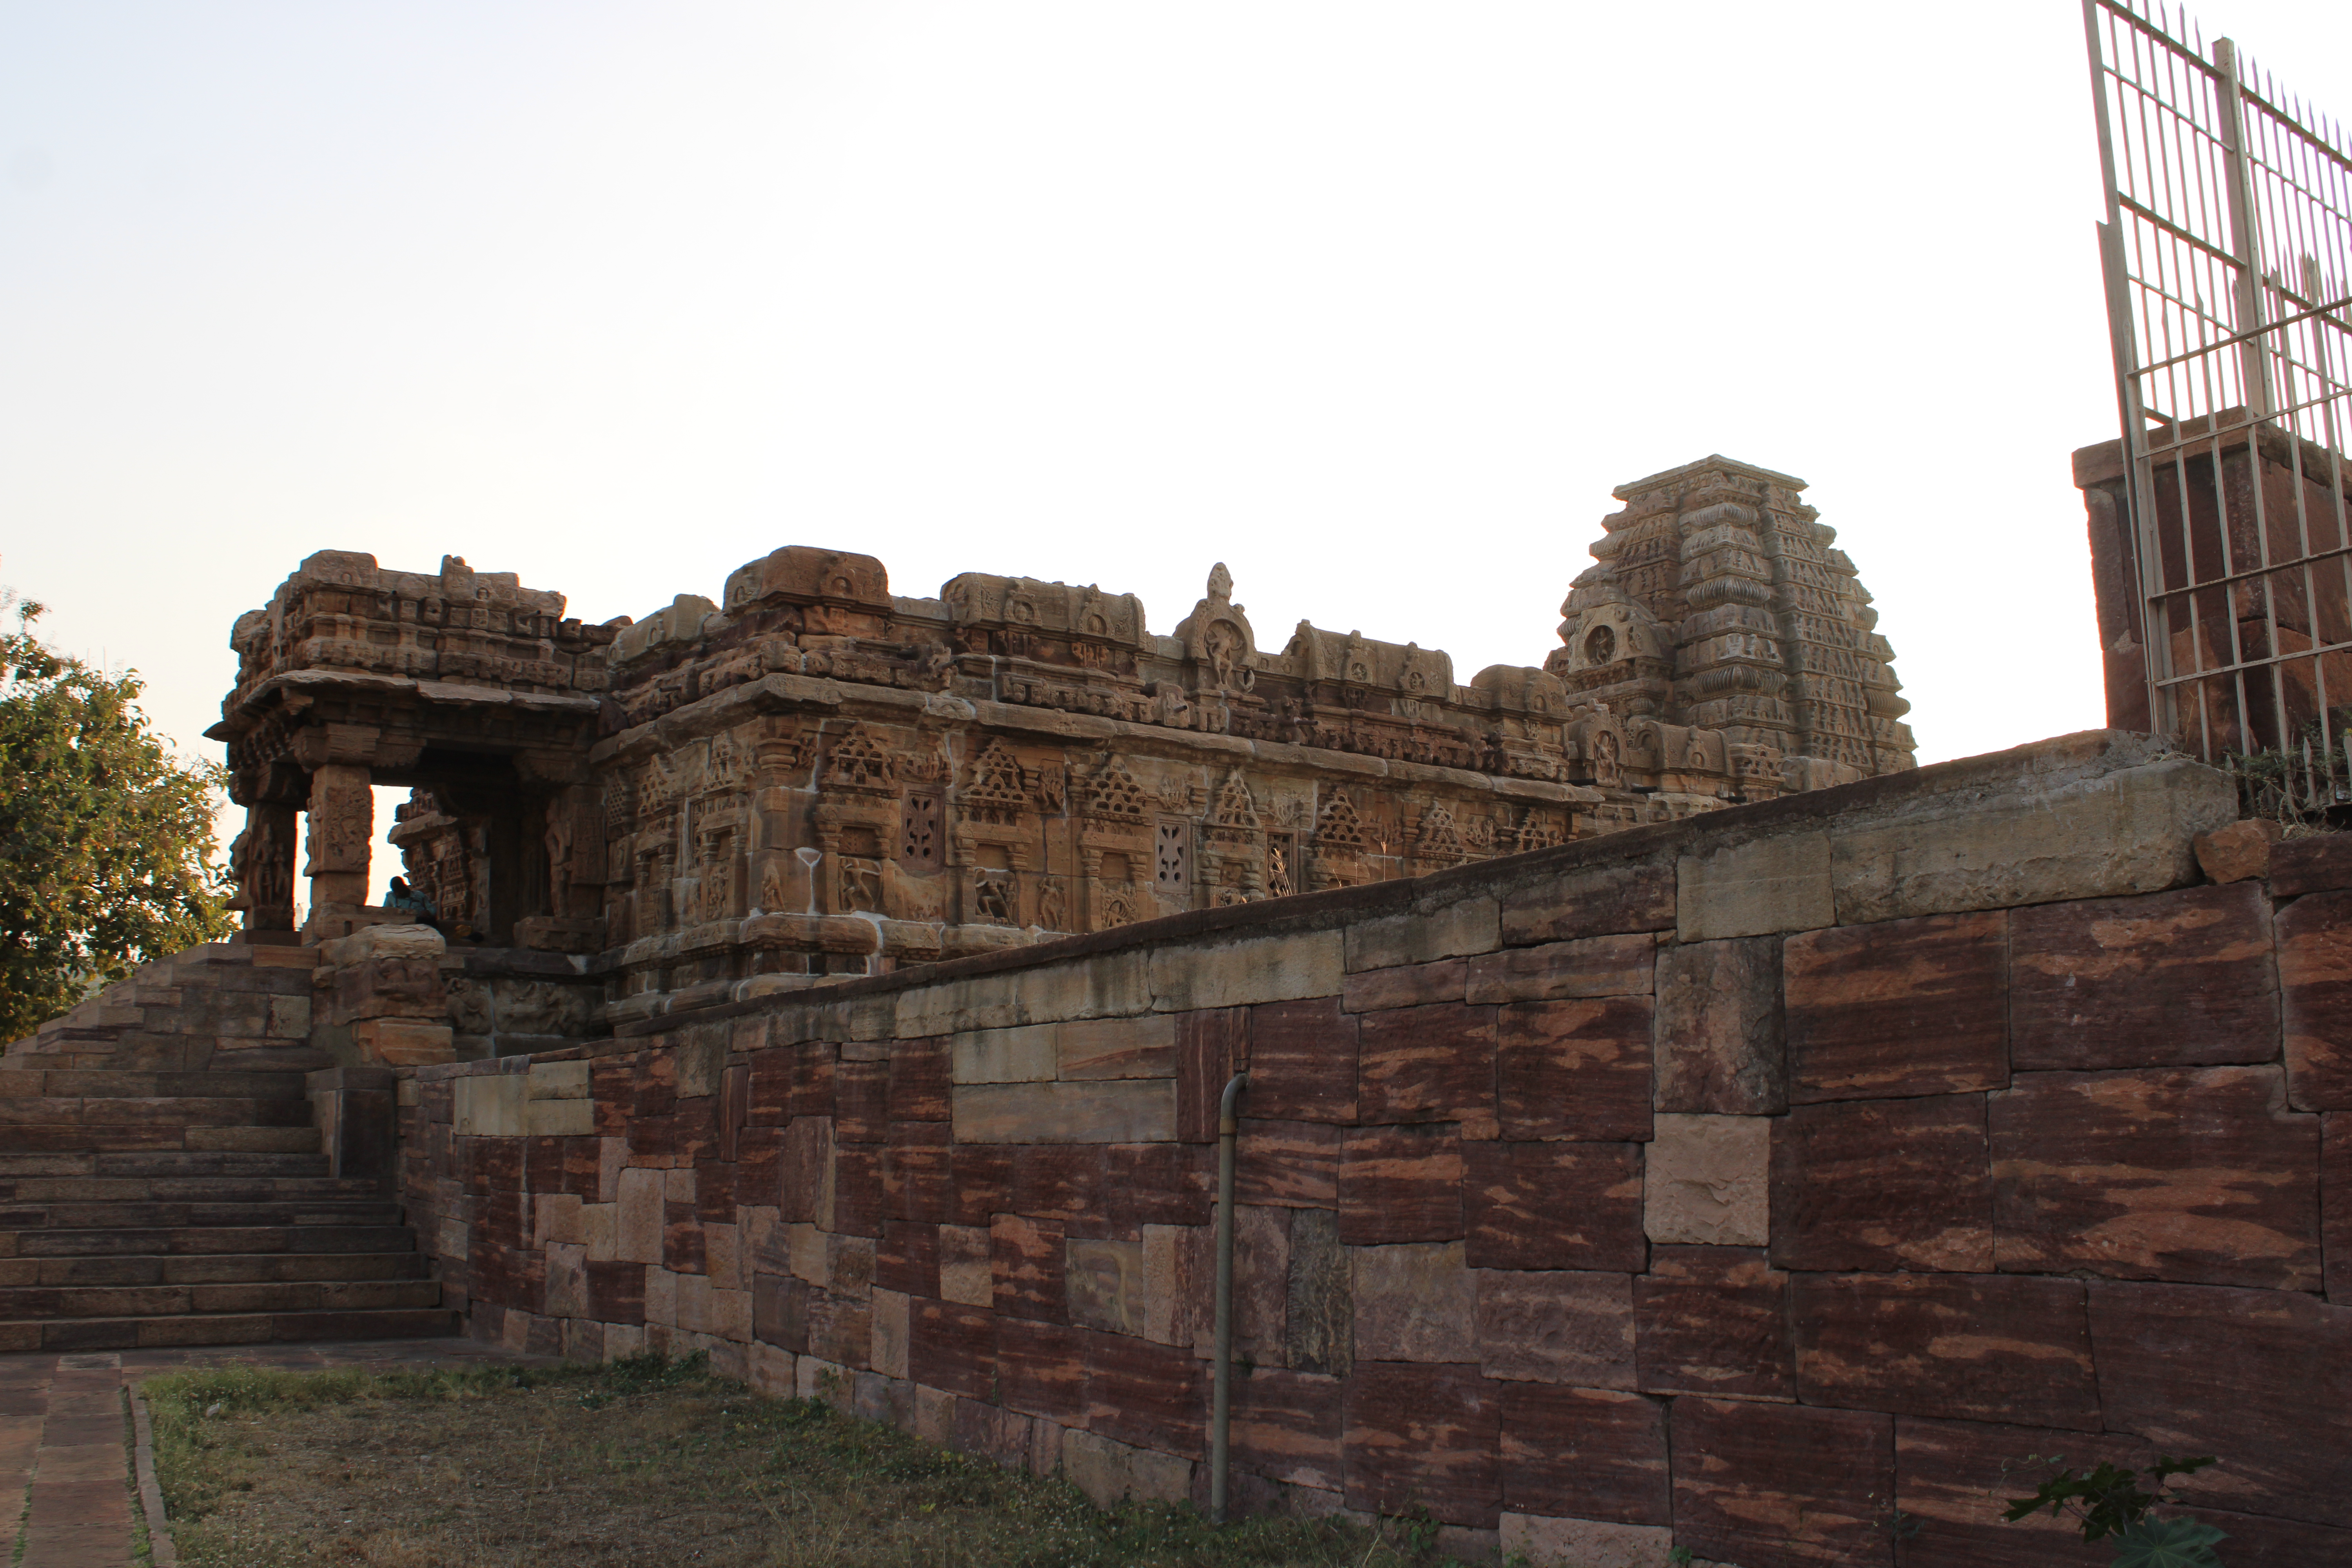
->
[1209,1069,1249,1524]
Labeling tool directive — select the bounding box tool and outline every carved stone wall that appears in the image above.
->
[218,457,1915,1039]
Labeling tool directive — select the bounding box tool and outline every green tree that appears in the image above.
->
[1,589,237,1041]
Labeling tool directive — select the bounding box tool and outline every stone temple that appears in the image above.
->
[203,453,1911,1059]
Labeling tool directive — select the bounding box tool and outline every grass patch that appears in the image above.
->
[140,1353,1451,1567]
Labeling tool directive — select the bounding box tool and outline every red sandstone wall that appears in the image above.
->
[392,734,2352,1568]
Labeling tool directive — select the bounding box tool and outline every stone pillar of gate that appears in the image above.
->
[228,801,300,932]
[303,764,375,917]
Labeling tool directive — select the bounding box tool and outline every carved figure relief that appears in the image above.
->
[1037,879,1066,931]
[1592,730,1623,789]
[838,857,882,914]
[974,871,1016,924]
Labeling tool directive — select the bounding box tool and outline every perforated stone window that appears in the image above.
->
[898,792,942,872]
[1154,821,1190,889]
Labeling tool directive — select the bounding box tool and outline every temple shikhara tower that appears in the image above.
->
[187,452,1911,1056]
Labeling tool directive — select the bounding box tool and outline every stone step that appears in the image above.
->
[0,1123,322,1155]
[0,1096,315,1127]
[0,1305,459,1354]
[0,1199,405,1230]
[10,1223,420,1258]
[0,1276,444,1321]
[0,1068,313,1100]
[0,1150,334,1178]
[0,1173,383,1204]
[0,1251,432,1288]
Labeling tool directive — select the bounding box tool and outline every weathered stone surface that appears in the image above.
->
[1790,1271,2098,1429]
[1463,1141,1645,1272]
[1474,1269,1635,1388]
[835,1060,890,1143]
[2194,817,2279,884]
[995,1316,1085,1421]
[1083,1327,1205,1450]
[2328,1113,2352,1305]
[937,1224,993,1307]
[1633,1245,1792,1401]
[1644,1114,1767,1248]
[882,1122,953,1223]
[1339,1124,1465,1244]
[896,955,1152,1038]
[1990,1066,2321,1291]
[615,1165,665,1265]
[1499,1384,1668,1526]
[1342,958,1466,1014]
[1234,1118,1339,1207]
[1285,1207,1353,1377]
[868,1287,909,1377]
[1057,1014,1175,1080]
[1176,1006,1248,1143]
[1343,1361,1502,1527]
[1784,911,2007,1103]
[1243,997,1357,1122]
[1466,933,1655,1005]
[1229,1367,1344,1492]
[1830,755,2235,923]
[1677,833,1833,944]
[1232,1203,1291,1362]
[1346,897,1499,973]
[950,1024,1059,1085]
[1497,1514,1677,1568]
[950,1080,1175,1144]
[1063,1428,1194,1506]
[1152,931,1344,1011]
[2280,890,2352,1111]
[1497,997,1652,1142]
[1066,1237,1147,1335]
[2270,832,2352,897]
[1353,1241,1475,1363]
[907,1301,995,1400]
[1654,935,1784,1115]
[1501,862,1676,947]
[1895,1417,2150,1568]
[2088,1280,2352,1526]
[990,1214,1065,1322]
[1005,1144,1107,1225]
[1670,1398,1894,1568]
[1356,1002,1497,1127]
[2011,884,2276,1070]
[887,1039,950,1120]
[1770,1094,1989,1273]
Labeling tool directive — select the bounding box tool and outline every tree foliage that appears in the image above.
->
[0,590,236,1040]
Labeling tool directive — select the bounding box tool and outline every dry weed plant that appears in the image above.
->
[140,1353,1457,1568]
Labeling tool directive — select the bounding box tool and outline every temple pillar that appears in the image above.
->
[228,802,299,931]
[304,764,375,913]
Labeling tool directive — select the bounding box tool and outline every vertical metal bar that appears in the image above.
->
[2089,0,2173,738]
[2216,37,2275,418]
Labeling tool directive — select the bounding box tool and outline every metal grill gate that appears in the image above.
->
[2084,0,2352,813]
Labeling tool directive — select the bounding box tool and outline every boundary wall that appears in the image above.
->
[385,730,2352,1567]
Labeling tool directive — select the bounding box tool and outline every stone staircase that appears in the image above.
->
[0,940,457,1351]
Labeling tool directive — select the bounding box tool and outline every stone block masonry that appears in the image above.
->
[392,730,2352,1567]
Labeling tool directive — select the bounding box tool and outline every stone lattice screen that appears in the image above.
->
[388,731,2352,1567]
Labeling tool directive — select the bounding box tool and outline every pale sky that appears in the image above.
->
[9,1,2352,887]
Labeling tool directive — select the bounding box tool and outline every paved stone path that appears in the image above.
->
[0,1336,543,1568]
